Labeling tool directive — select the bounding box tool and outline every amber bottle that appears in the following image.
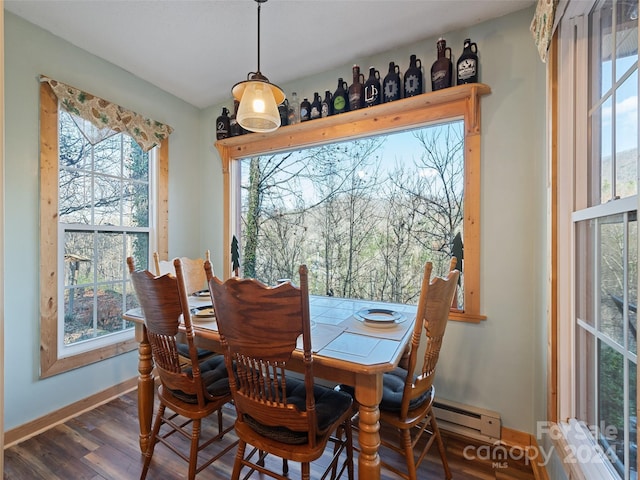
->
[310,92,322,120]
[300,97,311,122]
[430,38,453,91]
[348,65,365,110]
[321,90,333,117]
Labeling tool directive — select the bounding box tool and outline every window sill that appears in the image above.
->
[449,310,486,323]
[550,419,620,480]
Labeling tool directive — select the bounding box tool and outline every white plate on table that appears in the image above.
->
[190,306,216,322]
[354,308,405,328]
[193,290,210,298]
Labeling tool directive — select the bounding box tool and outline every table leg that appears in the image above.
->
[355,373,383,480]
[136,325,154,453]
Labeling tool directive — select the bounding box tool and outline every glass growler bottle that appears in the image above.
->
[348,64,365,110]
[321,90,333,117]
[333,77,349,115]
[310,92,322,120]
[403,54,423,98]
[288,91,300,125]
[457,38,479,85]
[278,99,289,127]
[430,37,453,91]
[363,66,381,107]
[300,97,311,122]
[216,107,230,140]
[382,61,401,103]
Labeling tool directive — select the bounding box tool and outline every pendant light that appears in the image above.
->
[232,0,285,133]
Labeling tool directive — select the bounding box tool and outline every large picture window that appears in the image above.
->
[238,122,465,307]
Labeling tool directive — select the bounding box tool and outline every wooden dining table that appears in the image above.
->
[124,294,416,480]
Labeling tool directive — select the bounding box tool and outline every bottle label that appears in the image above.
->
[310,106,321,119]
[321,103,330,117]
[383,79,399,101]
[300,106,309,118]
[364,85,379,105]
[334,96,346,111]
[405,74,421,95]
[458,59,477,80]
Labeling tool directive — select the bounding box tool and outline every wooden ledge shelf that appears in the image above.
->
[215,83,491,159]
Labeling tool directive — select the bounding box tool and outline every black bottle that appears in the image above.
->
[333,77,349,114]
[364,67,381,107]
[300,97,311,122]
[431,37,453,91]
[278,99,289,127]
[403,54,423,98]
[310,92,322,120]
[382,61,401,102]
[348,65,365,110]
[457,38,479,85]
[321,90,333,117]
[216,107,230,140]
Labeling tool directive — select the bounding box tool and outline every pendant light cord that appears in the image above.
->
[256,1,261,74]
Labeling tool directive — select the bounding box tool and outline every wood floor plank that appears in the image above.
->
[3,390,536,480]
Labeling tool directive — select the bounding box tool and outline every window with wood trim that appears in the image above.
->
[216,85,488,323]
[39,82,169,377]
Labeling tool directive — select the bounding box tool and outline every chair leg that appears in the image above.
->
[188,418,201,480]
[302,462,310,480]
[400,428,418,480]
[430,413,452,480]
[232,440,247,480]
[140,404,166,480]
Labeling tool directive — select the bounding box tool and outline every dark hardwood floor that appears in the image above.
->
[4,390,536,479]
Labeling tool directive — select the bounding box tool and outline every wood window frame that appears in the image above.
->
[215,83,490,323]
[39,82,169,378]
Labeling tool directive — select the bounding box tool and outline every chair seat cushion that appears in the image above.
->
[171,354,230,403]
[380,367,431,412]
[335,367,431,413]
[176,342,214,360]
[244,378,353,445]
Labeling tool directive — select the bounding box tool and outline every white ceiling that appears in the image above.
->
[5,0,535,109]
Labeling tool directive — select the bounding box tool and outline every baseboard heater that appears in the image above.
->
[433,398,501,443]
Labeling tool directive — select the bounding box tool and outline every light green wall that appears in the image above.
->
[5,5,548,436]
[4,12,206,430]
[203,5,547,433]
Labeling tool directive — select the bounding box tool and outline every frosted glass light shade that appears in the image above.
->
[233,79,284,133]
[232,76,285,133]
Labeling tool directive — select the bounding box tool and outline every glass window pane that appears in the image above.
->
[615,0,638,83]
[59,111,92,170]
[615,70,638,199]
[64,287,94,345]
[94,174,122,226]
[126,232,149,272]
[629,359,637,475]
[576,326,597,422]
[600,214,625,347]
[593,0,614,97]
[93,135,122,177]
[64,231,94,287]
[576,219,596,328]
[59,168,92,224]
[598,341,625,475]
[122,180,149,227]
[592,97,614,205]
[96,232,124,283]
[96,283,129,335]
[123,140,149,181]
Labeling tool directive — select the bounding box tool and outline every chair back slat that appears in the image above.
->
[401,260,459,418]
[210,265,318,440]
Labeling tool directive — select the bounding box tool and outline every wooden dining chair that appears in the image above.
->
[207,263,354,480]
[127,257,236,480]
[153,250,215,365]
[338,259,459,480]
[153,250,210,295]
